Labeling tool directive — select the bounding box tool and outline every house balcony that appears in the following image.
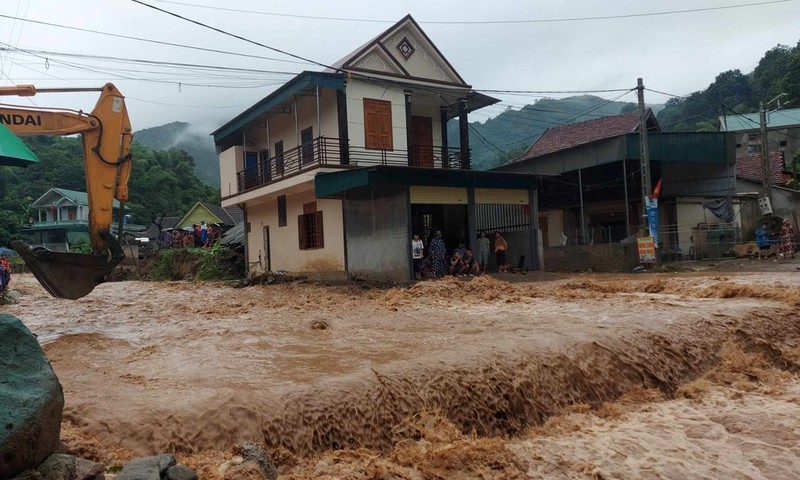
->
[27,220,89,228]
[236,136,471,193]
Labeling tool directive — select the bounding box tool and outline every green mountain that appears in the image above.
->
[453,95,643,170]
[134,122,219,186]
[656,39,800,133]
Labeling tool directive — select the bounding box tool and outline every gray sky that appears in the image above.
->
[1,0,798,132]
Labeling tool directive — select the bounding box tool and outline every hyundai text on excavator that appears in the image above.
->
[0,83,133,299]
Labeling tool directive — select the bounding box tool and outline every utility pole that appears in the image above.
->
[637,78,652,230]
[759,101,774,205]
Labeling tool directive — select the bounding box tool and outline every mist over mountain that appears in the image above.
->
[134,122,219,186]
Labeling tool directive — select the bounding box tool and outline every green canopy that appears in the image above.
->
[0,123,39,167]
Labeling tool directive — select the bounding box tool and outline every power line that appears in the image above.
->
[0,14,315,66]
[0,47,300,76]
[130,0,336,71]
[146,0,794,25]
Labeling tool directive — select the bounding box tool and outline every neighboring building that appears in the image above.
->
[213,15,542,280]
[174,201,243,229]
[720,107,800,158]
[735,151,800,239]
[499,111,738,268]
[22,188,120,251]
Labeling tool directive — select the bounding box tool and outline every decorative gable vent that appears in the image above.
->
[396,37,415,59]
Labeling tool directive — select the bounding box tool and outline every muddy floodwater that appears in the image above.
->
[4,270,800,479]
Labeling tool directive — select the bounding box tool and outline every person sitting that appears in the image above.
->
[449,251,466,276]
[462,249,480,275]
[419,254,433,279]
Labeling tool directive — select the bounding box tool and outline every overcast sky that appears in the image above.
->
[1,0,798,132]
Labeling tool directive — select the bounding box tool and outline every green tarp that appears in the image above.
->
[0,124,38,167]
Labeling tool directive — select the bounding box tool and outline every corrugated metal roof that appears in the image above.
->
[720,108,800,131]
[31,188,120,208]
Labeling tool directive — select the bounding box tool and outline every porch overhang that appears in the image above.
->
[314,166,538,199]
[499,132,736,175]
[212,71,345,147]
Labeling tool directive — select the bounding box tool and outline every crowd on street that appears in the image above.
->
[412,230,512,279]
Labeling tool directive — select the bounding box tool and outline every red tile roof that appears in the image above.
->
[522,110,647,159]
[735,152,793,187]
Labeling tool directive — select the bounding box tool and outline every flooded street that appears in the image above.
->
[4,270,800,479]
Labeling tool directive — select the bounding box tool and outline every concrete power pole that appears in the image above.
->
[759,101,774,205]
[636,78,652,232]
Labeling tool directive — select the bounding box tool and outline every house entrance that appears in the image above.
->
[410,116,434,167]
[411,204,468,255]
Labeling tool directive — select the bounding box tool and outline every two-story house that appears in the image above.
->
[22,187,120,251]
[214,15,543,280]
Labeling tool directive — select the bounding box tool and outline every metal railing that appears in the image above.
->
[236,136,471,192]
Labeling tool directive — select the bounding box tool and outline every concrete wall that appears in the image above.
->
[219,146,241,197]
[544,243,640,273]
[346,78,408,150]
[344,185,410,281]
[245,187,345,275]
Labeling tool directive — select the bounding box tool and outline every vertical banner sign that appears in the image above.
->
[638,237,656,264]
[645,196,659,248]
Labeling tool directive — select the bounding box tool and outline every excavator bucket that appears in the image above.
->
[11,240,115,300]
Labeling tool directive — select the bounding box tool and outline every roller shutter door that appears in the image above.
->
[409,186,468,204]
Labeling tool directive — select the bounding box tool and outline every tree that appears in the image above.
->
[752,44,792,103]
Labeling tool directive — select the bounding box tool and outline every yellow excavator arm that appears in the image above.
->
[0,83,133,299]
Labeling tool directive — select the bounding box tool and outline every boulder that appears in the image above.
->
[36,453,104,480]
[0,314,64,478]
[115,454,175,480]
[165,465,197,480]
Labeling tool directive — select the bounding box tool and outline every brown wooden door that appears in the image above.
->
[363,99,393,150]
[411,116,433,167]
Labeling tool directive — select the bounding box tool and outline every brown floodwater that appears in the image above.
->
[3,270,800,478]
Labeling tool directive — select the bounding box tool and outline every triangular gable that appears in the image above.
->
[337,15,467,86]
[31,188,83,207]
[175,201,224,228]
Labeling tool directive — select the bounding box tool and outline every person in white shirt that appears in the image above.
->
[411,233,424,279]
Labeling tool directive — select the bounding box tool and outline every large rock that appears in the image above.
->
[115,454,175,480]
[0,314,64,478]
[37,453,104,480]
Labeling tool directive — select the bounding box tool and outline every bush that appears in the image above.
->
[151,248,178,281]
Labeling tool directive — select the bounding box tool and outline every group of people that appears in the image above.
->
[164,221,222,248]
[755,218,796,259]
[0,253,11,292]
[412,230,509,279]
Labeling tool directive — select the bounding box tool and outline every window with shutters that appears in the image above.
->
[298,202,324,250]
[363,99,393,150]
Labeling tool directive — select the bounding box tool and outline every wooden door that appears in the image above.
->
[411,116,433,167]
[363,99,393,150]
[263,226,271,272]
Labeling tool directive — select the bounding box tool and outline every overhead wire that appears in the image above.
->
[146,0,794,25]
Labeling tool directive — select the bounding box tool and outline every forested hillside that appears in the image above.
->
[657,40,800,132]
[134,121,219,186]
[458,95,640,170]
[0,136,219,245]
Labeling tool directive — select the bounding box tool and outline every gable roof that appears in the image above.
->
[31,188,120,208]
[175,201,239,228]
[327,14,468,87]
[721,107,800,131]
[735,152,793,186]
[521,110,659,160]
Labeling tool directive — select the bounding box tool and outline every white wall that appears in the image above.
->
[245,187,345,274]
[538,210,564,247]
[346,78,408,150]
[219,145,241,197]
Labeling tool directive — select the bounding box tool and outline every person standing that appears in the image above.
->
[411,233,424,279]
[494,231,508,272]
[476,231,490,273]
[755,223,771,259]
[0,254,11,292]
[429,230,447,278]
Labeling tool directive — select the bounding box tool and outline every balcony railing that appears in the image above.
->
[236,136,471,193]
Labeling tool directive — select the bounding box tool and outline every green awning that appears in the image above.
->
[315,166,538,198]
[0,123,39,167]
